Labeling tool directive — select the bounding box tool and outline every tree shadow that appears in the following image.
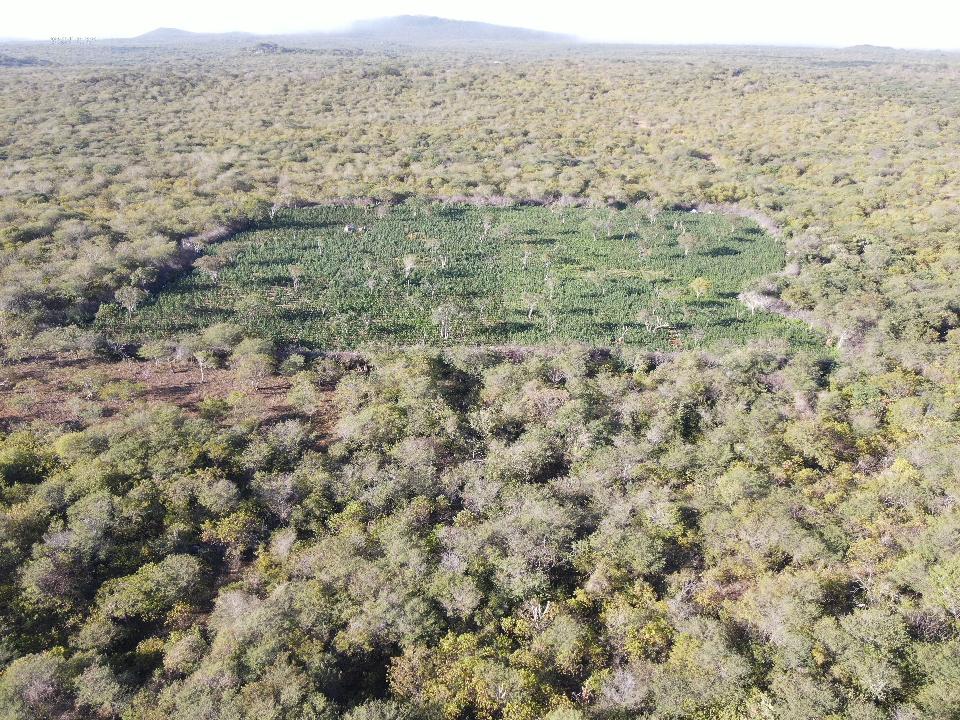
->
[524,236,557,246]
[436,206,468,220]
[269,216,343,231]
[491,320,537,334]
[705,246,740,257]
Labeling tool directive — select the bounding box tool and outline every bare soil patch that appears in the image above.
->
[0,355,337,442]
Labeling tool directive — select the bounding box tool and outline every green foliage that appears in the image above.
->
[1,44,958,380]
[95,555,205,622]
[0,432,55,485]
[3,345,955,718]
[96,205,820,351]
[3,37,960,720]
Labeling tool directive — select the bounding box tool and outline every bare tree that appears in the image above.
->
[551,196,576,225]
[480,215,494,244]
[194,254,228,283]
[269,173,294,221]
[520,292,541,320]
[431,303,460,341]
[288,264,304,292]
[115,285,148,318]
[636,307,671,334]
[678,228,698,257]
[521,244,532,271]
[193,350,214,383]
[544,274,557,302]
[423,237,448,270]
[739,291,771,315]
[545,310,558,334]
[401,254,417,281]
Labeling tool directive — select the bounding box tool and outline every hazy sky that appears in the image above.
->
[6,0,960,49]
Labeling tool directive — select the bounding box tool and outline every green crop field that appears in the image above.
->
[96,203,823,350]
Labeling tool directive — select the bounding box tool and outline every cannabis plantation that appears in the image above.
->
[96,204,820,350]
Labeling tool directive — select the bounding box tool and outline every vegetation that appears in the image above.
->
[2,31,960,720]
[1,42,959,377]
[3,345,960,719]
[95,204,819,350]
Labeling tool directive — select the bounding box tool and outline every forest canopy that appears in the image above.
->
[0,42,958,379]
[2,36,960,720]
[2,345,960,719]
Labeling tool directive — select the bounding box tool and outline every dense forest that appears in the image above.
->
[2,32,960,720]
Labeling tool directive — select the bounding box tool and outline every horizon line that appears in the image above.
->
[2,14,959,53]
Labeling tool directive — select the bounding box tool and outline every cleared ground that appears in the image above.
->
[97,204,822,350]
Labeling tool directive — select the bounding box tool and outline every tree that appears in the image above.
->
[288,264,304,292]
[138,339,176,366]
[0,652,75,720]
[193,254,228,283]
[97,554,204,622]
[689,277,713,298]
[678,228,698,257]
[114,285,148,317]
[230,337,276,388]
[400,254,417,281]
[431,303,460,341]
[129,265,158,288]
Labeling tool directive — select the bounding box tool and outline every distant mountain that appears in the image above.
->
[0,52,50,67]
[343,15,574,43]
[842,44,898,52]
[121,16,573,46]
[130,27,254,43]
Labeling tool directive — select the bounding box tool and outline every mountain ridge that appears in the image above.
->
[342,15,573,43]
[131,27,255,42]
[126,15,574,44]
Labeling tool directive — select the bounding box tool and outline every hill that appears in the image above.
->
[122,16,572,46]
[0,52,49,67]
[130,27,254,43]
[343,15,574,43]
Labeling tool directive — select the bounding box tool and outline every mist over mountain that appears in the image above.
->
[342,15,574,43]
[124,15,574,45]
[130,27,255,43]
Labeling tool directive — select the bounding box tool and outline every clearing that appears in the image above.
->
[96,204,822,351]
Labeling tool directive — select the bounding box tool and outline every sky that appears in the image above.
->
[5,0,960,49]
